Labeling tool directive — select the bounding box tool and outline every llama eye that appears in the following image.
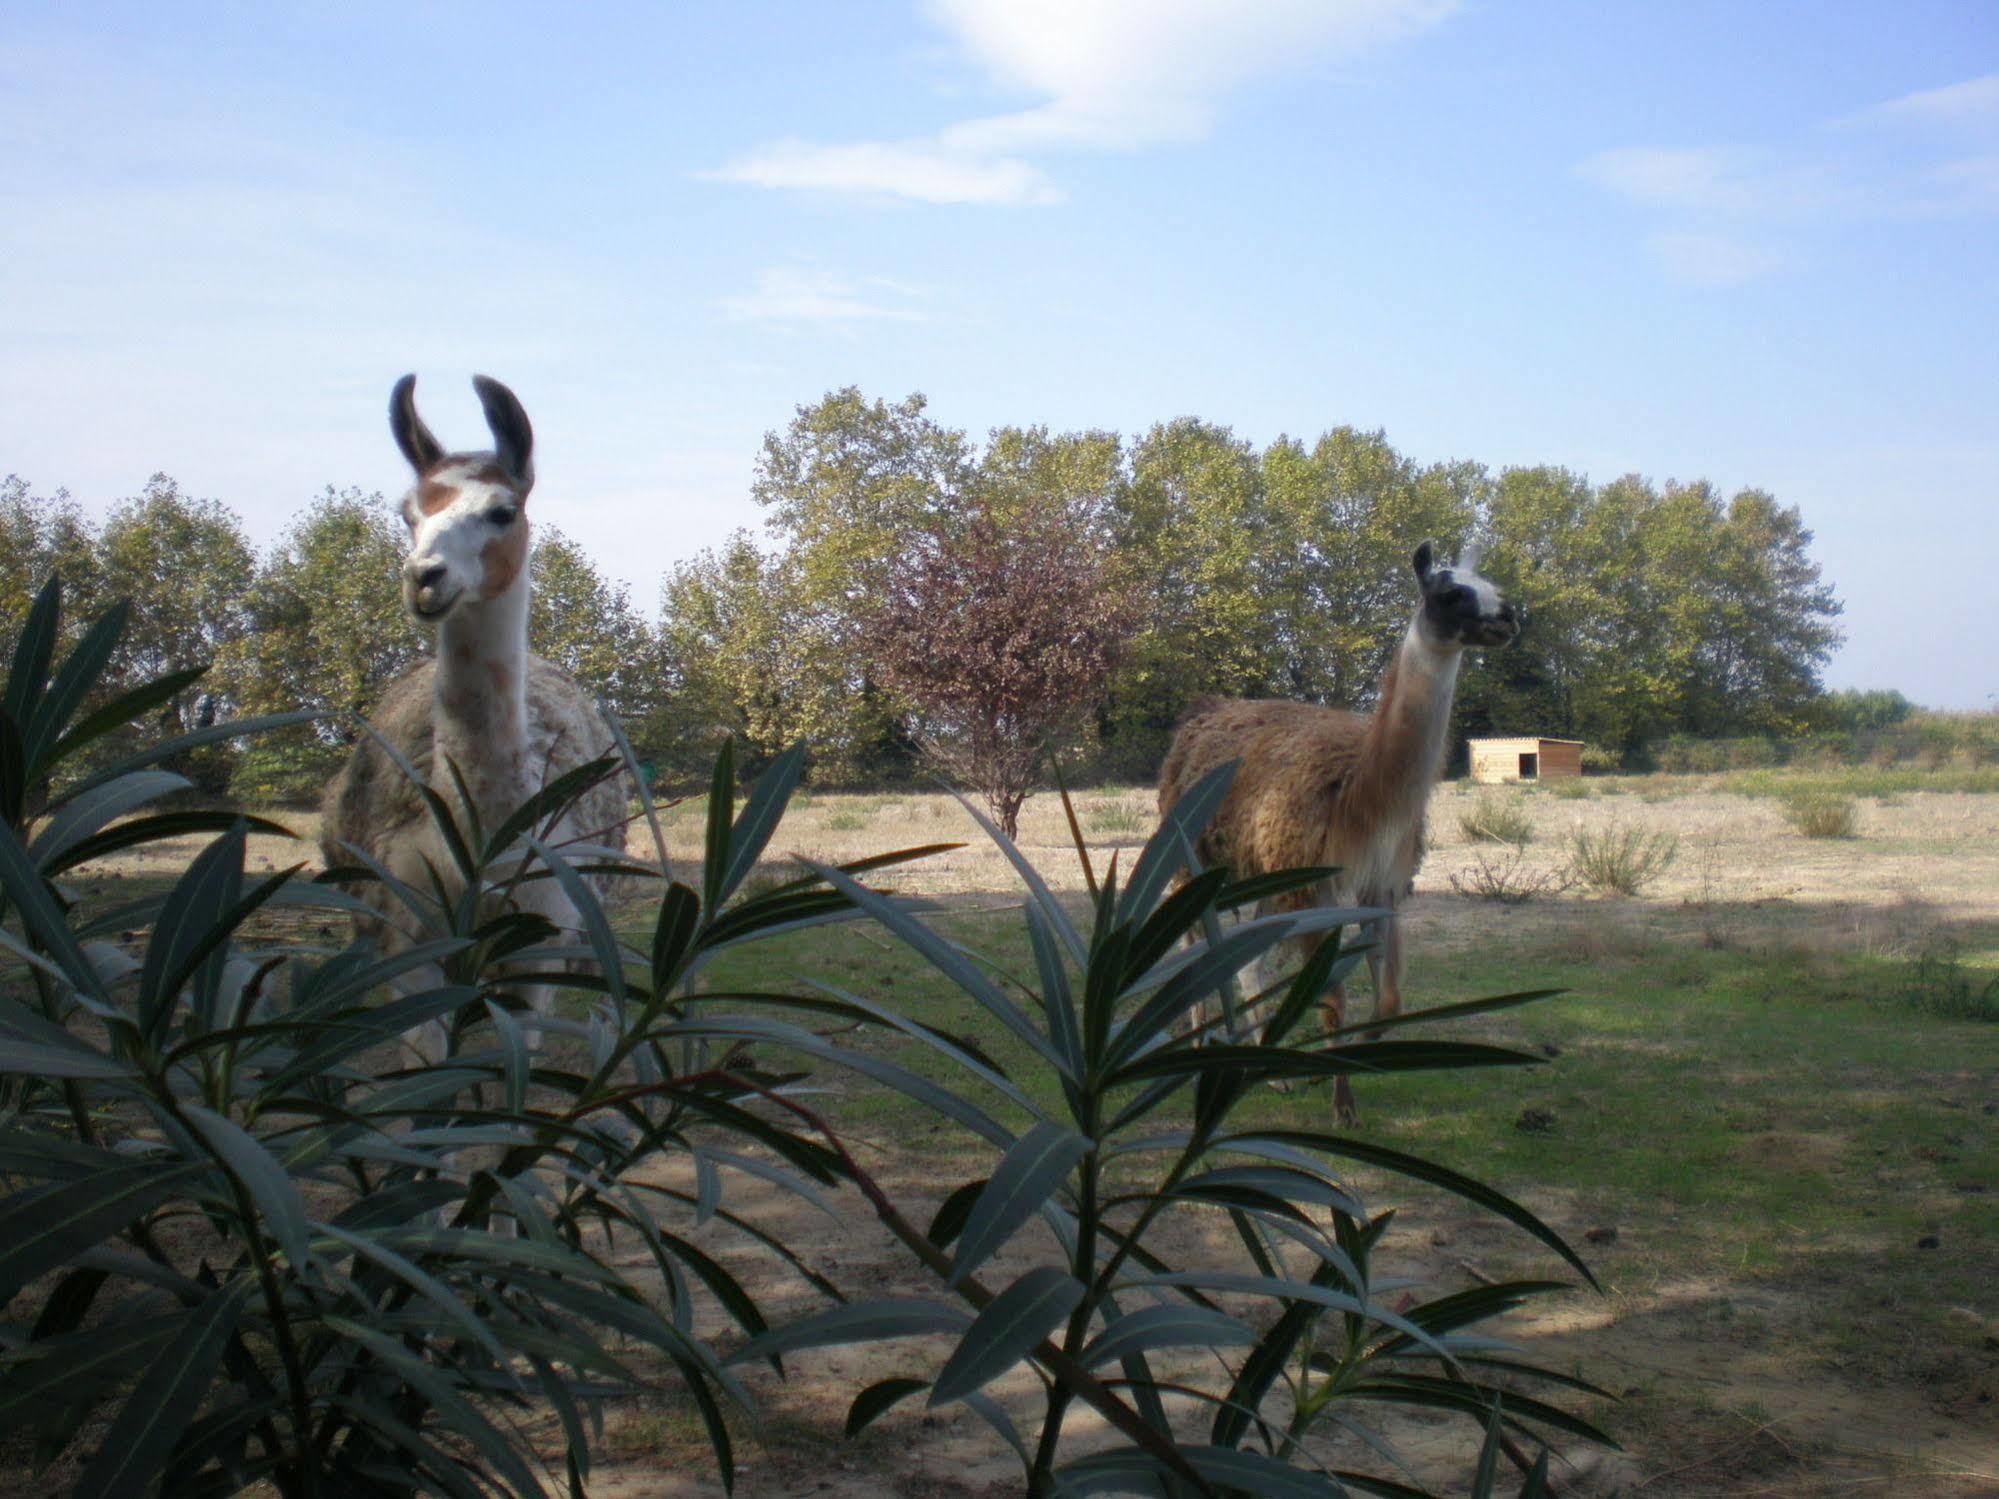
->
[487,506,517,526]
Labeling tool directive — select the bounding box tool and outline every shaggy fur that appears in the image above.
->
[319,655,628,953]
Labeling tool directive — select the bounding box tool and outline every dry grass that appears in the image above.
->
[1456,792,1534,847]
[1569,819,1679,895]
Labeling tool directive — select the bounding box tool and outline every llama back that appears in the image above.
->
[1159,697,1370,876]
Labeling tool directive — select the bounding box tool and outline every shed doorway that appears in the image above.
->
[1518,752,1539,780]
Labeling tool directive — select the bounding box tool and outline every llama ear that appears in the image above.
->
[389,374,444,473]
[472,375,534,489]
[1412,541,1434,582]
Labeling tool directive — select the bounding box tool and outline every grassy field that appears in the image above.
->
[47,770,1999,1495]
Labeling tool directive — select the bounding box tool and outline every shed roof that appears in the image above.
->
[1467,736,1586,746]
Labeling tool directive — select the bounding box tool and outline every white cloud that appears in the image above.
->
[718,267,933,323]
[1576,146,1835,217]
[1865,72,1999,129]
[1582,72,1999,284]
[708,0,1455,204]
[1647,232,1788,287]
[706,140,1060,206]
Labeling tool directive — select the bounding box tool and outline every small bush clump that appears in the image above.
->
[1783,791,1858,838]
[1579,744,1623,775]
[1084,796,1147,833]
[824,806,870,831]
[1570,820,1679,896]
[1458,793,1534,847]
[1450,849,1575,903]
[1898,939,1999,1023]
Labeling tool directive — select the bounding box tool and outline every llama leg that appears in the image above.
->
[1318,979,1359,1125]
[1365,911,1404,1038]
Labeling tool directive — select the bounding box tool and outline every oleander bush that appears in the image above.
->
[1,575,1609,1497]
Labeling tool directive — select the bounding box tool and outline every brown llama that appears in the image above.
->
[1156,542,1519,1122]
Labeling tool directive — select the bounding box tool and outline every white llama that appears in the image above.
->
[321,373,629,1060]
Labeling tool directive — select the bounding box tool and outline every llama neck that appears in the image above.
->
[430,575,532,822]
[1346,613,1463,832]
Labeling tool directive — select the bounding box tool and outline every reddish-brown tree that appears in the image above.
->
[862,498,1136,837]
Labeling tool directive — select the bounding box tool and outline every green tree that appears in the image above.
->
[0,475,103,648]
[1261,428,1482,710]
[219,488,420,798]
[656,533,848,780]
[529,525,662,731]
[224,488,420,722]
[1100,418,1268,776]
[751,389,974,772]
[97,476,255,788]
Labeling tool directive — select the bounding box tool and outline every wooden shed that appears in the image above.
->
[1468,736,1584,783]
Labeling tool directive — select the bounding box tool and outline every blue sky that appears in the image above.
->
[2,1,1994,706]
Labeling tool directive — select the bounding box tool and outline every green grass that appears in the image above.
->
[650,886,1999,1414]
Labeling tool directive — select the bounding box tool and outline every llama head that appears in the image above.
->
[389,374,535,622]
[1412,541,1519,650]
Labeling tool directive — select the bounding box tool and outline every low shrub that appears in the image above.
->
[1579,744,1623,775]
[1458,793,1534,847]
[1783,791,1858,838]
[1450,849,1575,903]
[1084,796,1147,833]
[1898,939,1999,1023]
[1570,819,1679,896]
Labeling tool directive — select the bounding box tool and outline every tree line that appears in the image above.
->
[3,390,1843,798]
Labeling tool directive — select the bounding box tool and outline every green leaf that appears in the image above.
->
[71,1280,248,1499]
[0,818,105,1000]
[943,783,1087,966]
[65,709,320,800]
[322,1315,546,1499]
[701,738,735,913]
[927,1180,985,1250]
[1233,1130,1600,1290]
[0,709,23,826]
[951,1122,1090,1286]
[805,860,1063,1072]
[137,823,246,1043]
[930,1267,1084,1406]
[21,598,127,773]
[42,808,296,878]
[651,880,701,991]
[1332,988,1567,1039]
[845,1377,929,1437]
[26,768,189,867]
[1118,758,1236,927]
[525,832,626,1013]
[316,1220,509,1363]
[0,1039,138,1079]
[719,742,804,905]
[3,575,60,731]
[728,1298,970,1366]
[181,1104,310,1271]
[0,1314,181,1429]
[0,1165,200,1307]
[40,664,203,774]
[1080,1303,1255,1368]
[483,752,621,866]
